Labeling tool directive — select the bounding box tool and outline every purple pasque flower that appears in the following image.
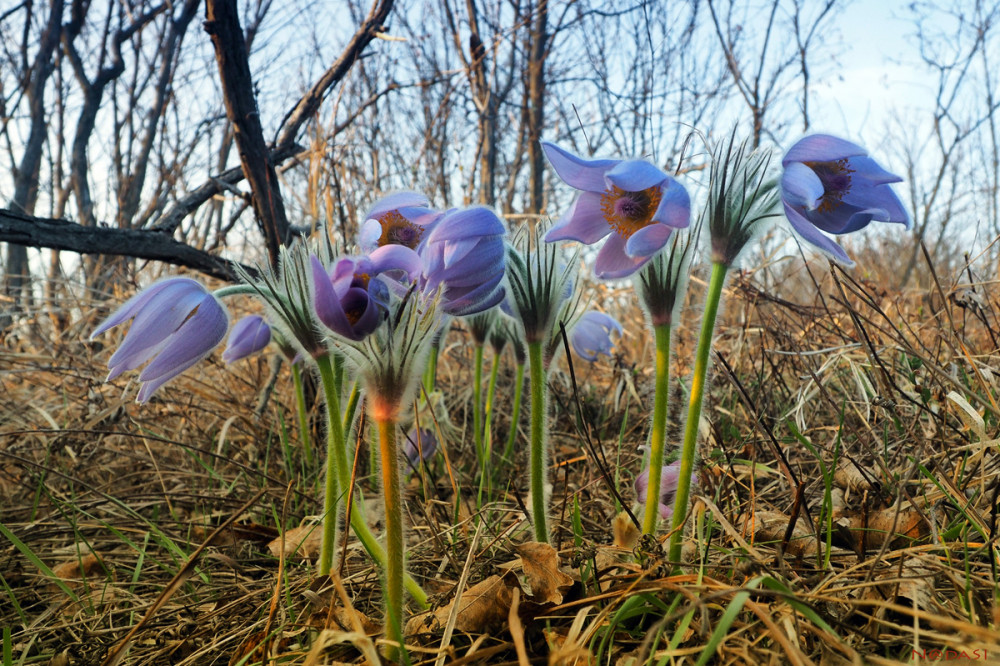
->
[312,245,422,342]
[402,427,438,471]
[635,460,683,520]
[222,315,271,363]
[570,311,623,362]
[781,134,909,266]
[542,141,691,279]
[420,206,506,316]
[91,277,229,403]
[359,191,443,253]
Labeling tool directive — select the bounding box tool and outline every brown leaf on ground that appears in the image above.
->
[405,574,514,635]
[331,606,381,635]
[49,548,104,591]
[742,511,819,559]
[838,506,927,549]
[513,541,574,605]
[832,462,875,496]
[612,511,640,550]
[267,524,322,559]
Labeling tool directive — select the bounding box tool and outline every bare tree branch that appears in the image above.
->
[0,208,254,282]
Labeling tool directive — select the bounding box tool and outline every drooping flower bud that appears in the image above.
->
[91,277,229,403]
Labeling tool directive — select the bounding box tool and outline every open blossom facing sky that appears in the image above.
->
[359,191,443,253]
[91,277,229,403]
[781,134,909,265]
[541,141,690,279]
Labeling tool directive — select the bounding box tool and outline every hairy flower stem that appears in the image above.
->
[375,413,407,660]
[528,341,549,543]
[314,354,428,607]
[669,261,728,562]
[483,353,501,460]
[423,347,438,395]
[503,362,526,461]
[316,354,347,576]
[642,324,672,534]
[473,343,485,463]
[343,380,360,435]
[292,363,314,469]
[478,352,502,502]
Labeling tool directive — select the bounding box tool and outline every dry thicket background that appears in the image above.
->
[3,0,1000,664]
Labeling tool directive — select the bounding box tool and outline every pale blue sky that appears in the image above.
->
[812,1,932,146]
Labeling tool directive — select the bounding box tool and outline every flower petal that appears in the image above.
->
[651,179,691,230]
[782,202,854,266]
[366,191,430,220]
[138,294,228,385]
[625,223,673,258]
[425,206,504,242]
[312,255,355,336]
[606,159,668,192]
[223,315,271,363]
[845,155,903,185]
[359,219,383,252]
[842,184,910,227]
[368,244,423,280]
[782,134,867,166]
[541,141,618,192]
[108,284,206,372]
[544,191,612,244]
[594,233,651,279]
[781,162,825,210]
[91,277,200,339]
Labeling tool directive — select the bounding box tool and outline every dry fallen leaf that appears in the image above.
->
[49,547,104,593]
[406,574,514,635]
[832,462,875,496]
[612,511,640,550]
[267,524,322,559]
[515,542,574,605]
[837,506,927,550]
[742,510,819,559]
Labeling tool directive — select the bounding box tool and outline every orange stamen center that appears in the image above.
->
[600,185,663,240]
[377,210,423,249]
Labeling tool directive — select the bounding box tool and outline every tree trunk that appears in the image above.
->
[204,0,291,268]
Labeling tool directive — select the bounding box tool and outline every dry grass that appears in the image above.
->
[3,247,1000,665]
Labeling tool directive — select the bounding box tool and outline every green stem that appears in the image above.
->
[669,261,729,562]
[642,324,672,534]
[316,354,346,576]
[314,355,428,607]
[343,380,360,435]
[503,362,525,461]
[483,351,501,460]
[212,284,259,299]
[292,363,314,469]
[473,343,484,462]
[333,353,344,398]
[477,350,502,503]
[423,346,438,395]
[528,341,549,543]
[376,414,407,660]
